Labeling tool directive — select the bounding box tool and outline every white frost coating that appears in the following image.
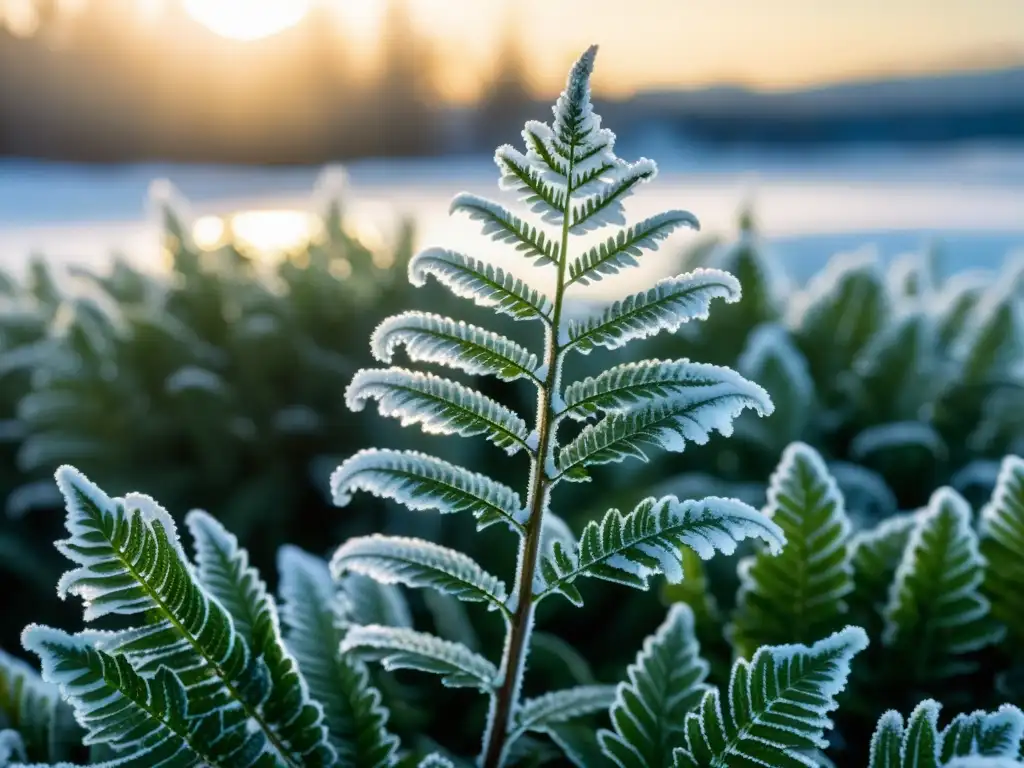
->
[341,624,497,691]
[329,448,523,532]
[675,626,868,767]
[979,455,1024,543]
[512,684,617,738]
[556,371,772,474]
[370,311,539,383]
[330,534,508,608]
[537,495,784,600]
[450,192,560,267]
[165,365,227,396]
[945,759,1024,768]
[566,269,741,354]
[408,248,552,323]
[882,486,1005,655]
[568,210,698,287]
[524,431,540,452]
[345,367,530,455]
[849,421,948,461]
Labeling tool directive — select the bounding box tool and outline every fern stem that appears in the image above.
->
[482,152,575,768]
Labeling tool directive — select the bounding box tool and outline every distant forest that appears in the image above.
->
[2,0,1023,163]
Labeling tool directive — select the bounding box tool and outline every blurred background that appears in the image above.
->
[1,0,1023,758]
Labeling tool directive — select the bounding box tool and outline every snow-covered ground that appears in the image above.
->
[1,142,1022,297]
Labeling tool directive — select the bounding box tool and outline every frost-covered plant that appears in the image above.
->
[330,46,783,766]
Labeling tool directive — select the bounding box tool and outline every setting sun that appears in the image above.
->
[182,0,309,41]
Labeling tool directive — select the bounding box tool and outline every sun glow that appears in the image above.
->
[182,0,309,41]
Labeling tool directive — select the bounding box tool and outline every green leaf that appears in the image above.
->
[494,145,567,223]
[882,487,1004,681]
[408,248,552,323]
[556,377,771,477]
[330,535,509,615]
[566,270,741,354]
[346,368,531,455]
[277,546,399,768]
[548,724,611,768]
[450,193,560,266]
[979,455,1024,647]
[0,647,79,762]
[371,312,540,383]
[848,512,917,637]
[569,161,658,234]
[567,211,698,286]
[731,443,853,656]
[330,449,524,533]
[185,511,335,765]
[23,626,234,767]
[673,626,868,767]
[48,465,303,767]
[342,626,498,692]
[599,604,709,768]
[536,496,784,603]
[511,685,617,743]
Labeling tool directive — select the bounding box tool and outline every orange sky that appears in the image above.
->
[3,0,1022,101]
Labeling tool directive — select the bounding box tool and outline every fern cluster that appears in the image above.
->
[2,46,1024,768]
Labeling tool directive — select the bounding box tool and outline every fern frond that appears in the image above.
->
[731,442,854,656]
[673,626,869,768]
[342,626,497,692]
[277,546,398,768]
[555,379,771,478]
[450,193,560,266]
[979,455,1024,645]
[0,648,78,763]
[185,511,335,765]
[407,248,552,323]
[371,312,540,383]
[22,626,234,766]
[346,368,530,455]
[599,604,709,768]
[536,496,784,603]
[49,466,302,767]
[494,145,567,222]
[848,512,917,636]
[330,449,525,533]
[330,535,509,616]
[339,574,413,631]
[569,160,657,234]
[560,359,769,424]
[510,685,617,742]
[868,699,1024,768]
[883,488,1004,680]
[567,211,697,286]
[565,270,740,354]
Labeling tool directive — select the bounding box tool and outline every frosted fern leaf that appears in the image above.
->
[330,535,508,614]
[0,647,78,763]
[673,626,869,768]
[22,626,241,767]
[556,377,771,479]
[340,572,412,631]
[330,449,524,533]
[979,455,1024,645]
[450,193,560,266]
[560,359,769,423]
[883,487,1004,680]
[185,511,335,765]
[371,312,539,383]
[536,496,784,603]
[48,466,301,767]
[277,546,398,768]
[408,248,552,323]
[565,270,741,354]
[509,685,617,744]
[567,211,699,286]
[599,604,710,768]
[868,699,1024,768]
[731,442,854,656]
[848,512,917,636]
[346,368,530,455]
[341,626,497,692]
